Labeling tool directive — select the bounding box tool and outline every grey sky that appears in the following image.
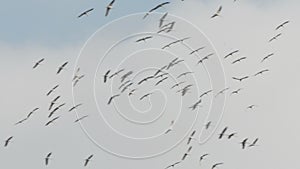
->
[0,0,299,169]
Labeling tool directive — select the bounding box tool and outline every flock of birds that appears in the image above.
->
[3,0,291,169]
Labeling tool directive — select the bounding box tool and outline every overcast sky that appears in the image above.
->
[0,0,299,169]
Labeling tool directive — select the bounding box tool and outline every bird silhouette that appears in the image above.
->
[33,58,45,69]
[269,33,282,42]
[275,20,290,30]
[46,85,59,96]
[261,53,274,63]
[84,154,94,167]
[78,8,94,18]
[159,12,168,28]
[45,152,52,166]
[212,162,224,169]
[232,76,249,82]
[105,0,115,16]
[143,2,171,19]
[57,62,68,74]
[211,6,222,18]
[68,103,83,112]
[74,115,89,123]
[189,47,205,55]
[232,57,246,64]
[240,138,248,149]
[108,94,121,105]
[104,70,111,83]
[45,116,60,126]
[254,69,269,76]
[224,50,239,59]
[4,136,13,147]
[136,36,153,43]
[218,127,228,139]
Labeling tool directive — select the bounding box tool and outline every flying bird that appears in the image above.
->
[45,116,60,126]
[189,47,205,55]
[109,69,125,79]
[218,127,228,139]
[170,81,185,89]
[253,69,270,76]
[187,130,196,144]
[232,76,249,82]
[46,85,59,96]
[159,12,168,28]
[199,154,209,164]
[177,72,193,79]
[275,20,290,30]
[197,53,214,64]
[121,71,133,82]
[155,77,168,86]
[230,88,243,95]
[215,87,230,98]
[224,50,239,59]
[108,94,120,105]
[74,115,89,123]
[49,96,60,111]
[143,2,171,19]
[269,33,282,42]
[68,103,83,112]
[165,161,181,169]
[138,76,154,85]
[57,62,68,74]
[105,0,115,16]
[227,132,237,139]
[4,136,13,147]
[240,138,248,149]
[211,6,222,18]
[136,36,153,43]
[199,90,213,98]
[212,162,224,169]
[249,138,259,147]
[232,57,246,64]
[140,93,153,101]
[33,58,45,69]
[78,8,94,18]
[45,152,52,166]
[204,121,213,130]
[104,70,111,83]
[84,154,94,167]
[261,53,274,63]
[164,120,174,134]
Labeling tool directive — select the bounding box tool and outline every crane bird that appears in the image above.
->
[74,115,89,123]
[159,12,168,28]
[232,57,246,64]
[187,130,196,144]
[103,70,111,83]
[254,69,270,76]
[230,88,243,95]
[165,161,181,169]
[177,72,193,79]
[57,62,68,74]
[275,20,290,30]
[107,94,120,105]
[45,152,52,166]
[45,116,60,126]
[199,153,209,164]
[227,132,237,139]
[261,53,274,63]
[224,50,239,59]
[197,53,213,64]
[215,87,230,98]
[84,154,94,166]
[140,92,153,101]
[78,8,94,18]
[189,47,205,55]
[143,2,171,19]
[232,76,249,82]
[136,36,153,43]
[218,127,228,139]
[269,33,282,42]
[109,69,125,79]
[211,6,222,18]
[249,138,259,147]
[46,85,59,96]
[164,120,174,134]
[33,58,45,69]
[4,136,13,147]
[121,71,133,82]
[199,90,213,98]
[68,103,83,112]
[240,138,248,149]
[212,162,224,169]
[170,81,185,89]
[105,0,115,16]
[155,77,168,86]
[49,96,60,111]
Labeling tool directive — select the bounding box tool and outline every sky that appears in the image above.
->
[0,0,299,169]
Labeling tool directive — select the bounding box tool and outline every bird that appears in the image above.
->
[104,70,111,83]
[232,76,249,82]
[4,136,13,147]
[181,152,190,161]
[74,115,89,123]
[177,84,192,96]
[159,12,168,28]
[107,94,121,105]
[197,53,213,64]
[27,107,39,118]
[121,82,133,93]
[240,138,248,149]
[109,69,125,79]
[230,88,243,95]
[15,118,28,126]
[140,93,153,101]
[247,104,258,110]
[269,33,282,42]
[189,99,202,110]
[46,85,59,96]
[57,62,68,74]
[199,90,213,98]
[143,2,171,19]
[68,103,83,112]
[119,80,131,89]
[45,152,52,166]
[204,121,213,130]
[155,77,168,86]
[253,69,269,76]
[170,81,185,89]
[33,58,45,69]
[211,6,222,18]
[189,47,205,55]
[224,50,239,59]
[158,21,175,33]
[153,65,167,76]
[261,53,274,63]
[136,36,153,43]
[275,20,290,30]
[177,72,193,79]
[138,76,155,85]
[164,120,174,134]
[215,87,230,97]
[212,162,224,169]
[227,132,237,139]
[105,0,115,16]
[187,130,196,144]
[73,74,85,87]
[232,57,246,64]
[49,96,60,111]
[165,161,181,169]
[78,8,94,18]
[199,154,209,164]
[121,71,133,82]
[45,116,60,126]
[248,138,259,147]
[155,72,168,79]
[128,89,137,96]
[218,127,228,139]
[84,154,94,167]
